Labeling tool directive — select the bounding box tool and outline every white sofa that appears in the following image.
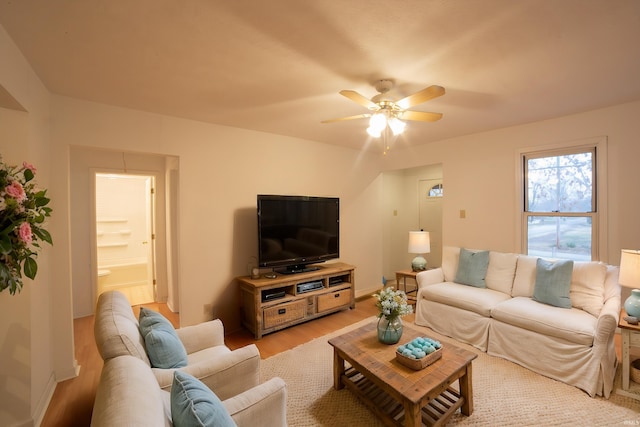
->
[415,246,621,397]
[91,354,287,426]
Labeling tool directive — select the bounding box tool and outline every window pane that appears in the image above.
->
[428,184,443,197]
[527,152,593,212]
[527,216,592,260]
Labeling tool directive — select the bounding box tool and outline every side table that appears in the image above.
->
[395,269,419,303]
[618,310,640,400]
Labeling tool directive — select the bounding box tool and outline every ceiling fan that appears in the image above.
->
[321,79,445,137]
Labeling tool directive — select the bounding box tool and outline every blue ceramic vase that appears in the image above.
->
[624,289,640,318]
[377,316,403,344]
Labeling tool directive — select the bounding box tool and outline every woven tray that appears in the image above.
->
[395,346,443,370]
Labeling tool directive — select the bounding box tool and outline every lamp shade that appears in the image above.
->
[620,249,640,288]
[408,231,430,272]
[408,231,430,254]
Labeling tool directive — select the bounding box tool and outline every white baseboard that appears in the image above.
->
[355,285,383,300]
[55,359,80,383]
[33,372,57,427]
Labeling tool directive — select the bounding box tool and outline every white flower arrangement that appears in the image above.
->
[0,156,52,294]
[374,286,413,320]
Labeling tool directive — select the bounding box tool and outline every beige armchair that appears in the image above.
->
[94,290,260,400]
[91,355,287,427]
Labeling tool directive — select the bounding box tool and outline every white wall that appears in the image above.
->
[53,96,383,330]
[386,101,640,300]
[0,24,56,427]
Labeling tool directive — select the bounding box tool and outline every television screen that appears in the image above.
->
[257,195,339,273]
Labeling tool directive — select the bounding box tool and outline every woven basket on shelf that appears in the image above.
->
[631,359,640,384]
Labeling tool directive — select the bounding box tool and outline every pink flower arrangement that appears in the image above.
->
[0,156,52,294]
[18,222,33,244]
[5,180,26,202]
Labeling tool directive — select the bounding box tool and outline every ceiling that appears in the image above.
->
[1,0,640,153]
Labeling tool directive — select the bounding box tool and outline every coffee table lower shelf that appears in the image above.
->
[342,367,464,427]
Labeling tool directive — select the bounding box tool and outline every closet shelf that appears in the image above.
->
[97,218,128,223]
[97,243,129,248]
[96,230,132,236]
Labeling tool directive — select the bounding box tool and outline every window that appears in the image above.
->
[428,183,443,198]
[521,144,601,261]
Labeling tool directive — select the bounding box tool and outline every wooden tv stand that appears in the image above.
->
[237,262,355,339]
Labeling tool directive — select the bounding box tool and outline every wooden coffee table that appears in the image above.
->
[328,321,477,427]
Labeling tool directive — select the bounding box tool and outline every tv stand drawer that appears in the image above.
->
[263,300,305,329]
[317,289,351,313]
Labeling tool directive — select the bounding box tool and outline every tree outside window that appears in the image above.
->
[524,148,596,261]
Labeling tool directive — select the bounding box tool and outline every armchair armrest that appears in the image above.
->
[416,268,444,289]
[153,344,261,400]
[593,292,621,398]
[223,377,287,427]
[594,265,622,351]
[175,319,225,353]
[594,294,621,349]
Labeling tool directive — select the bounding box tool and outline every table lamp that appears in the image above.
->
[620,249,640,318]
[408,231,430,272]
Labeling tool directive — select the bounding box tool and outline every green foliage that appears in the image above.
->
[0,157,53,294]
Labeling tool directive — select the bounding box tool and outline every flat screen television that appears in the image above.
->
[257,195,339,274]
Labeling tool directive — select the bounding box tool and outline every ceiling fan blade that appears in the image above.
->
[321,113,372,124]
[398,110,443,122]
[339,90,379,110]
[396,85,445,109]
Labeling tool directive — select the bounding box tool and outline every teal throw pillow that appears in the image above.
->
[171,370,237,427]
[532,258,574,308]
[454,248,490,288]
[138,307,188,369]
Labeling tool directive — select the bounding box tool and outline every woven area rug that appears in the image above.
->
[260,318,640,426]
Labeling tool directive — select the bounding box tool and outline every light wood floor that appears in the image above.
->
[40,297,379,426]
[40,297,623,426]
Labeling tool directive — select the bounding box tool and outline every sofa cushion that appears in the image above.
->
[511,255,539,297]
[420,282,511,317]
[570,261,606,317]
[532,259,573,308]
[441,246,461,282]
[485,251,518,294]
[171,370,237,427]
[186,345,233,365]
[454,248,490,288]
[491,297,596,346]
[139,307,189,369]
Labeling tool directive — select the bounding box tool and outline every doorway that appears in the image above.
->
[381,163,443,279]
[94,173,156,306]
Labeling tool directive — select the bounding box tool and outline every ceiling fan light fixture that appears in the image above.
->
[322,80,445,152]
[366,126,382,138]
[388,117,406,135]
[369,113,387,131]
